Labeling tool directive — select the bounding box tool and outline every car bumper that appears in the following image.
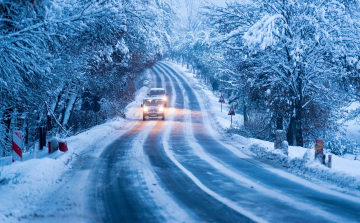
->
[143,111,164,117]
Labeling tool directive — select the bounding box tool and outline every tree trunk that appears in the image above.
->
[295,110,303,146]
[295,76,304,147]
[276,114,283,130]
[25,118,29,149]
[47,114,52,131]
[2,108,12,156]
[287,116,296,146]
[62,86,78,127]
[67,97,79,130]
[54,84,67,113]
[243,98,248,126]
[59,104,66,129]
[295,102,304,146]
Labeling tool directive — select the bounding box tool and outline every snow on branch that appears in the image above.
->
[243,14,283,50]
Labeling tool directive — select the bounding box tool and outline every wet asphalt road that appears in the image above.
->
[89,62,360,223]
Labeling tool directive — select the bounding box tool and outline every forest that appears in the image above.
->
[1,0,360,157]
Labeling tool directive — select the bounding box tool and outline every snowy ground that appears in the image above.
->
[2,63,360,223]
[170,61,360,194]
[0,81,149,222]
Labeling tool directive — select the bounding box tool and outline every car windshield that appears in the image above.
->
[144,99,163,106]
[150,90,165,96]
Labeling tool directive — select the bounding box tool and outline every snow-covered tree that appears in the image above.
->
[0,0,179,156]
[198,0,360,146]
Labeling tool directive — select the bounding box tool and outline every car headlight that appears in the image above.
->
[143,107,148,112]
[159,107,164,112]
[163,96,167,101]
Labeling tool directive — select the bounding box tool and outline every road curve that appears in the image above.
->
[88,62,360,223]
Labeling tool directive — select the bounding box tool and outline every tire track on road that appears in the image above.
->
[158,62,360,223]
[92,69,169,223]
[147,66,256,222]
[93,120,159,223]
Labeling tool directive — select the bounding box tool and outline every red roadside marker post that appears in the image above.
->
[219,95,225,112]
[12,131,23,162]
[228,105,235,127]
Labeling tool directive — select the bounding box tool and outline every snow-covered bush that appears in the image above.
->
[325,135,359,157]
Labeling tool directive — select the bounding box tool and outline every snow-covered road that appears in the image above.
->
[24,62,360,223]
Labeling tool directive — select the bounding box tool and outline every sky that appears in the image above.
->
[178,0,227,20]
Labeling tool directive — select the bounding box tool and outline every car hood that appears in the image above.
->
[149,96,165,99]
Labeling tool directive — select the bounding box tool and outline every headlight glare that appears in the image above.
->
[159,107,164,112]
[144,107,148,112]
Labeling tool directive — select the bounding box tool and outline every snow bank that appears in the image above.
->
[0,83,149,222]
[0,119,125,222]
[170,61,360,192]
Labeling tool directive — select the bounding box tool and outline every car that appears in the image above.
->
[141,98,165,121]
[148,88,168,107]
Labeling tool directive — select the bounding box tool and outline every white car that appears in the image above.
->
[141,98,165,121]
[148,88,168,107]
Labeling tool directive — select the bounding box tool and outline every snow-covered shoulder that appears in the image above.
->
[0,84,148,222]
[168,61,360,195]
